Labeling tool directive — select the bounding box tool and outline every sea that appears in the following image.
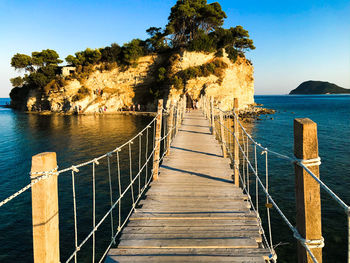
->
[0,95,349,262]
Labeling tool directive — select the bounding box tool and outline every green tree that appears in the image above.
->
[82,48,102,65]
[165,0,226,47]
[146,27,168,52]
[100,43,121,63]
[65,55,79,66]
[11,53,33,72]
[10,76,24,87]
[32,49,62,67]
[120,39,146,66]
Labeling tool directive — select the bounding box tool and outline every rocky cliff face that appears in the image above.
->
[25,51,254,113]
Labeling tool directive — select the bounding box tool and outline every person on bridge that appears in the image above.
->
[186,94,194,112]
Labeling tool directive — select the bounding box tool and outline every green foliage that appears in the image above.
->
[165,0,226,47]
[146,27,168,52]
[187,26,255,62]
[11,53,34,72]
[174,58,228,88]
[10,76,24,87]
[187,30,217,52]
[100,43,121,63]
[66,48,102,66]
[31,49,62,67]
[65,55,79,66]
[157,67,167,82]
[9,86,30,103]
[10,49,63,99]
[120,39,147,67]
[72,86,91,102]
[172,75,184,90]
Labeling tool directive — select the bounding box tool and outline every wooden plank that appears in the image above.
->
[131,212,255,219]
[117,237,259,249]
[121,225,262,233]
[119,232,263,242]
[106,255,266,263]
[108,247,269,255]
[126,219,259,227]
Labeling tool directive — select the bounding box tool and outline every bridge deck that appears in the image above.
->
[107,110,270,262]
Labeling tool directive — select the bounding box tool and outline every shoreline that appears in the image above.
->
[23,110,157,117]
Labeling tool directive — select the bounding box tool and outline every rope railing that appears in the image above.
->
[202,95,350,263]
[0,97,186,263]
[64,99,184,263]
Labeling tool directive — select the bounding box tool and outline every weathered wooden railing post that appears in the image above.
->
[210,96,215,136]
[153,99,163,180]
[207,96,210,120]
[233,98,240,186]
[294,118,322,263]
[176,100,180,134]
[31,152,60,263]
[219,110,227,158]
[166,104,174,156]
[183,95,186,117]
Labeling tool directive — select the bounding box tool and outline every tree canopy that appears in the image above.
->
[165,0,226,47]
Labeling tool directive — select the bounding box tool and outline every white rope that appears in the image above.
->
[0,166,59,208]
[128,142,135,208]
[107,155,114,243]
[212,106,325,263]
[66,141,158,263]
[215,109,349,214]
[116,151,121,232]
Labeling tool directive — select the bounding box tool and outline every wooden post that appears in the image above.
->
[166,104,174,156]
[183,95,186,116]
[219,111,227,158]
[210,96,215,136]
[207,97,210,120]
[31,152,60,263]
[153,99,163,180]
[233,98,239,186]
[176,101,180,134]
[294,118,322,263]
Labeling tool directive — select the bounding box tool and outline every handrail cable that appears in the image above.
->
[211,103,350,263]
[0,98,185,263]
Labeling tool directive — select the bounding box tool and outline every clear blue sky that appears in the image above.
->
[0,0,349,97]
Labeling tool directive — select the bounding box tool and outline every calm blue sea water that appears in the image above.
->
[0,95,349,262]
[253,95,350,262]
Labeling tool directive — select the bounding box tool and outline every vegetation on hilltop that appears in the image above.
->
[9,0,255,108]
[290,81,350,95]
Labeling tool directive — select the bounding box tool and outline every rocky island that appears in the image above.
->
[290,80,350,95]
[9,0,260,113]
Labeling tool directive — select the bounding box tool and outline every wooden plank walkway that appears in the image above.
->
[106,110,270,262]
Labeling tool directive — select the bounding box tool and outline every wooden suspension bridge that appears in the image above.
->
[1,96,349,263]
[106,110,271,262]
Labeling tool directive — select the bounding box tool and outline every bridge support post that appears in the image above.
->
[30,152,60,263]
[183,95,186,117]
[294,118,322,263]
[233,98,240,186]
[166,104,174,156]
[176,100,180,134]
[219,111,227,158]
[153,99,163,180]
[210,96,215,136]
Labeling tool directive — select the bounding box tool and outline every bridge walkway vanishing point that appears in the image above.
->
[106,110,270,262]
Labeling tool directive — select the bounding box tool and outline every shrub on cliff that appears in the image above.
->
[72,86,91,102]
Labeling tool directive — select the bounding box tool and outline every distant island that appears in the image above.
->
[290,81,350,95]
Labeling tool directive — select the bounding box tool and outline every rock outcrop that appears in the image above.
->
[25,51,254,113]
